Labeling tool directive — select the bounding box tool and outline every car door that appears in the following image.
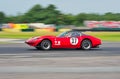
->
[58,32,81,48]
[53,32,71,48]
[53,36,70,48]
[53,31,82,48]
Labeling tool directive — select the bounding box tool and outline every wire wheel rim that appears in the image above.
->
[41,40,51,50]
[82,40,91,49]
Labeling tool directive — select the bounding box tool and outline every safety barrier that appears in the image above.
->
[2,28,21,32]
[0,28,2,31]
[0,28,55,32]
[1,28,120,32]
[35,28,55,32]
[72,28,120,32]
[21,29,34,32]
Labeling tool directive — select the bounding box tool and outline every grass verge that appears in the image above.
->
[0,32,61,39]
[84,32,120,42]
[0,31,120,42]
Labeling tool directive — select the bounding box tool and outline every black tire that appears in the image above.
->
[40,40,51,50]
[81,39,92,50]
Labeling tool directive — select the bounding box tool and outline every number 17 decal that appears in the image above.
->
[70,37,78,45]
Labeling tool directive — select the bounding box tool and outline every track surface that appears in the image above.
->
[0,42,120,57]
[0,42,120,79]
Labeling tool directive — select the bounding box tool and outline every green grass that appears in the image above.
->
[0,31,120,42]
[0,32,61,39]
[84,32,120,42]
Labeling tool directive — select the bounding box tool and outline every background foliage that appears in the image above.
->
[1,4,120,26]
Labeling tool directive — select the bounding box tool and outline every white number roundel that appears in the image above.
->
[70,37,78,45]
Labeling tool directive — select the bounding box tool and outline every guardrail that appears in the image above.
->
[0,28,120,32]
[72,28,120,32]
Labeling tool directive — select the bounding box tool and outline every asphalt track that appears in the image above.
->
[0,42,120,57]
[0,42,120,79]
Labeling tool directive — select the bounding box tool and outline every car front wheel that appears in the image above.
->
[81,39,92,50]
[40,40,51,50]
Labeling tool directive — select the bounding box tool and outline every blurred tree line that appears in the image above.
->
[0,4,120,26]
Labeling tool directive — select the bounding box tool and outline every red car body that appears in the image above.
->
[25,31,101,50]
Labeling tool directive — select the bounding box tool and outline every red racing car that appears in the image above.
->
[25,31,101,50]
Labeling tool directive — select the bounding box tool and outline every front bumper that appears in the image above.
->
[25,39,39,46]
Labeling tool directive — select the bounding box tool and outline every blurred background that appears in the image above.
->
[0,0,120,41]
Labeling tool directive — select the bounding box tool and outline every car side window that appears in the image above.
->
[65,32,71,37]
[71,32,80,37]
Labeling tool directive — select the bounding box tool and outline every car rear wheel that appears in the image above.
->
[81,39,92,50]
[40,40,51,50]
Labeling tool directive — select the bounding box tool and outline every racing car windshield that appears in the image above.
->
[57,32,68,37]
[58,31,81,37]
